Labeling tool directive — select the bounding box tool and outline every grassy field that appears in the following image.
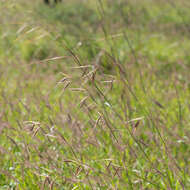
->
[1,0,190,189]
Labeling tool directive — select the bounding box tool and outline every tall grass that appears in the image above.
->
[0,0,190,189]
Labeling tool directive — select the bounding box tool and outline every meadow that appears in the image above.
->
[0,0,190,189]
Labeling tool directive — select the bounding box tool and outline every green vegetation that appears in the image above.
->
[1,0,190,189]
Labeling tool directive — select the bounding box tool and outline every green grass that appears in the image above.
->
[0,0,190,189]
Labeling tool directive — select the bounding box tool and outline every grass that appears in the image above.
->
[0,0,190,189]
